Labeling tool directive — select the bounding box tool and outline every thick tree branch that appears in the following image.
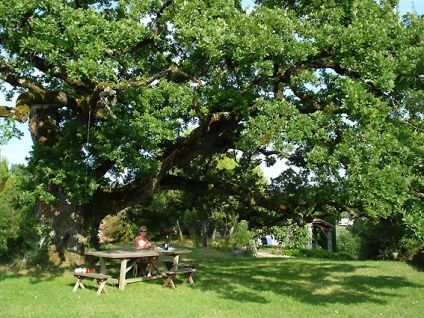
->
[95,64,203,90]
[257,148,279,156]
[93,112,241,214]
[96,68,171,90]
[94,159,116,180]
[26,54,89,89]
[0,89,78,122]
[159,174,294,217]
[0,105,30,122]
[409,188,424,199]
[0,60,45,94]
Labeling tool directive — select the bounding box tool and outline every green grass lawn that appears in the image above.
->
[1,247,423,318]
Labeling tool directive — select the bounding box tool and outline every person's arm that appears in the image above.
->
[145,239,155,249]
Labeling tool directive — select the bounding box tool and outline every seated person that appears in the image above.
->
[134,226,157,276]
[135,226,156,250]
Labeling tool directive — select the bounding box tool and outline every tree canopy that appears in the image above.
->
[0,0,422,255]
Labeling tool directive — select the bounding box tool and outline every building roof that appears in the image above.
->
[312,218,335,229]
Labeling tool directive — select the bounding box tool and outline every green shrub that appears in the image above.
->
[266,246,284,255]
[342,216,424,261]
[400,237,424,260]
[336,226,360,256]
[281,248,302,257]
[232,220,254,248]
[99,212,136,244]
[266,220,309,249]
[410,251,424,268]
[351,218,403,259]
[190,234,203,248]
[0,162,37,262]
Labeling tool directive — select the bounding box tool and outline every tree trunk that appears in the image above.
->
[176,220,184,241]
[211,226,217,242]
[224,225,235,245]
[201,220,208,248]
[36,188,94,265]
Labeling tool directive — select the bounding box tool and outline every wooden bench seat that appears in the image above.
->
[73,272,111,295]
[162,268,196,289]
[162,260,175,270]
[179,263,196,269]
[162,261,196,270]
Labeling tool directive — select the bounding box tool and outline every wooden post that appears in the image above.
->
[173,255,180,270]
[100,258,106,273]
[119,259,128,290]
[306,224,313,249]
[327,229,333,252]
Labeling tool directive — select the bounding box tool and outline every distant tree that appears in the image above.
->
[0,159,36,260]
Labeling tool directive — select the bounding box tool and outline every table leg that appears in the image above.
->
[148,257,160,276]
[119,259,128,291]
[96,279,108,295]
[187,272,195,285]
[100,258,106,273]
[73,278,85,292]
[163,273,176,289]
[173,255,180,270]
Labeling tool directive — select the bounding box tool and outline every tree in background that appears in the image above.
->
[0,0,422,260]
[0,159,37,262]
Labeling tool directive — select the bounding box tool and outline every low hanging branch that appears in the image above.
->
[158,174,297,218]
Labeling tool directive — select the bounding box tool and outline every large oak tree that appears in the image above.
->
[0,0,422,258]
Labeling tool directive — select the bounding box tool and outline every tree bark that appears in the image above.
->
[211,226,217,242]
[176,220,184,241]
[36,189,88,264]
[201,220,208,248]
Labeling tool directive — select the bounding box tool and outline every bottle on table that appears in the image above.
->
[164,235,169,250]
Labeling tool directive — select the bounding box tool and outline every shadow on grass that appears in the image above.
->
[192,254,422,306]
[0,266,66,284]
[1,246,422,307]
[407,252,424,272]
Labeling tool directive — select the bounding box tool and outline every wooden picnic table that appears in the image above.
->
[85,248,191,291]
[156,247,191,270]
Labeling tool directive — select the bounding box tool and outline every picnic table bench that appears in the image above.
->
[162,268,196,289]
[73,272,111,295]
